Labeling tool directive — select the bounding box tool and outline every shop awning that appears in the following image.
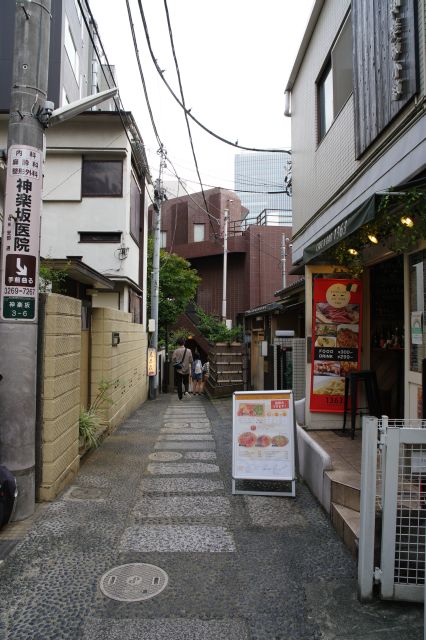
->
[302,194,380,264]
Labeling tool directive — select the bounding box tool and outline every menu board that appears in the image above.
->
[310,278,362,413]
[232,391,295,482]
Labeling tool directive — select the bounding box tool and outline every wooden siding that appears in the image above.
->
[352,0,418,157]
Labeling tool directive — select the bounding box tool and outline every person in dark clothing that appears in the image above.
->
[172,337,194,400]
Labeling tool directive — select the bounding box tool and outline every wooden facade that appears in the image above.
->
[352,0,418,157]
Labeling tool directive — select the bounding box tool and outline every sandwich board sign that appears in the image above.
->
[232,390,296,497]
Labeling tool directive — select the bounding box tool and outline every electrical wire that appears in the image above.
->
[136,0,291,156]
[78,0,152,184]
[162,0,211,219]
[162,167,291,196]
[125,0,163,150]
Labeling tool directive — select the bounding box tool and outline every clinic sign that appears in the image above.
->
[0,145,41,322]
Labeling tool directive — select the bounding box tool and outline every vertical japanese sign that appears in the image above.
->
[232,391,295,482]
[310,279,362,413]
[0,145,41,322]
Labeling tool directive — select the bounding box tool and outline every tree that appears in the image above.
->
[147,237,201,344]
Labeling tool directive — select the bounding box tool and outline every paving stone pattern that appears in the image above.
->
[0,394,423,639]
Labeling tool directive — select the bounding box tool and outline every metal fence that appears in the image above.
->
[359,416,426,604]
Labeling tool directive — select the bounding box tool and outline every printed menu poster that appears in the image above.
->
[233,392,295,481]
[310,278,362,413]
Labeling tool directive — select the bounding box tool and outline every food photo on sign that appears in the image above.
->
[310,279,362,413]
[233,394,294,481]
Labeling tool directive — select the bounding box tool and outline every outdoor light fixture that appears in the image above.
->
[368,234,379,244]
[401,216,414,228]
[348,248,358,255]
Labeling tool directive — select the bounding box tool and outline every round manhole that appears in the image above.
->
[99,563,168,602]
[149,452,182,461]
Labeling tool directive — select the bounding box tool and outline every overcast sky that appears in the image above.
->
[89,0,314,192]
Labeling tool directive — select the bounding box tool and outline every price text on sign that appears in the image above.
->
[310,278,362,413]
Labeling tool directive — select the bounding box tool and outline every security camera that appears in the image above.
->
[37,101,55,127]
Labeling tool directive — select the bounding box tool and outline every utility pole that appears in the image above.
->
[149,151,166,399]
[0,0,51,519]
[222,204,231,323]
[281,233,291,290]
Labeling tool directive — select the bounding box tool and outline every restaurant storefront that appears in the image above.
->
[298,185,426,431]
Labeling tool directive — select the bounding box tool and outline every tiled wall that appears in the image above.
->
[91,307,149,429]
[291,0,353,234]
[38,297,149,501]
[38,294,81,501]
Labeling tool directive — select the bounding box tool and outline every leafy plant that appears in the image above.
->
[325,188,426,276]
[195,305,242,344]
[39,262,69,293]
[78,407,100,449]
[147,236,201,329]
[78,378,117,450]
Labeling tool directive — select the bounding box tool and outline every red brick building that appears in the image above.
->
[149,187,298,326]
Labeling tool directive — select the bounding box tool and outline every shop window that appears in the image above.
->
[317,12,353,141]
[130,174,141,245]
[194,223,205,242]
[409,251,426,373]
[82,160,123,197]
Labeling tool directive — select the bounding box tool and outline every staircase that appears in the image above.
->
[328,469,361,557]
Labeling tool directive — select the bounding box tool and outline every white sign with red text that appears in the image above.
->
[232,391,295,481]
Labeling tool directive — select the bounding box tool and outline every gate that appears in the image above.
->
[273,338,306,399]
[359,416,426,603]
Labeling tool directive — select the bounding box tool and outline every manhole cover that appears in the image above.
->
[99,563,168,602]
[149,452,182,461]
[66,487,110,501]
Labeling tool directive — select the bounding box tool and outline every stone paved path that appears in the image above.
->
[0,394,423,639]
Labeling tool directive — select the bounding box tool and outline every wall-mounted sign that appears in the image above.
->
[232,391,296,497]
[147,348,157,376]
[0,145,42,322]
[310,279,362,413]
[411,312,423,345]
[352,0,417,156]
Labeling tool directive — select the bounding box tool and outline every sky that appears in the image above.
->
[88,0,314,193]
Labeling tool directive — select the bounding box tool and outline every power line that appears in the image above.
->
[79,0,151,186]
[125,0,163,149]
[136,0,291,156]
[162,167,291,196]
[162,0,211,219]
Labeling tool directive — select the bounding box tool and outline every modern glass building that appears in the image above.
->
[234,152,292,227]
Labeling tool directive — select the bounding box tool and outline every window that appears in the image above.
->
[318,13,353,140]
[79,231,122,243]
[130,174,141,245]
[194,223,205,242]
[64,15,79,82]
[82,160,123,197]
[160,231,167,248]
[409,251,426,373]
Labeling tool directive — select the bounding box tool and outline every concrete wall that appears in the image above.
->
[91,307,149,430]
[38,294,81,501]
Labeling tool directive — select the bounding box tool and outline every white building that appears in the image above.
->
[286,0,426,428]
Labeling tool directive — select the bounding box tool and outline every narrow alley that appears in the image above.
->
[0,394,423,640]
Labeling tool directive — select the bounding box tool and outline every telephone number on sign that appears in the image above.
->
[4,287,35,296]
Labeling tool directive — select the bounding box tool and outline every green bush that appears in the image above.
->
[195,305,242,344]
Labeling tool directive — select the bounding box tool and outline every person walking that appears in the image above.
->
[191,352,203,395]
[172,337,193,400]
[200,359,210,395]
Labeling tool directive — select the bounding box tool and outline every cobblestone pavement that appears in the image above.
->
[0,394,423,639]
